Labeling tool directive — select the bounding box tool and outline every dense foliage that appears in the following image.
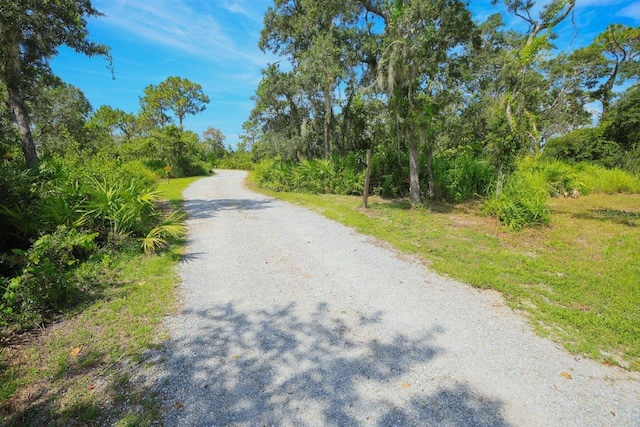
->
[0,2,246,330]
[0,156,185,327]
[245,0,639,229]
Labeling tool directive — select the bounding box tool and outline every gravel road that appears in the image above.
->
[150,169,640,426]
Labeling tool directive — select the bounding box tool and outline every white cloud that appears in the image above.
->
[618,1,640,20]
[222,0,264,22]
[93,0,269,66]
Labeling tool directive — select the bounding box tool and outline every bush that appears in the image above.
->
[370,148,408,197]
[484,171,551,230]
[214,152,254,170]
[81,175,162,243]
[253,155,363,195]
[432,154,496,202]
[119,160,160,187]
[255,149,497,201]
[517,157,583,197]
[543,128,626,169]
[2,226,98,322]
[0,163,39,252]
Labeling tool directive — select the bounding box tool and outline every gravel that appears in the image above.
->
[149,169,640,426]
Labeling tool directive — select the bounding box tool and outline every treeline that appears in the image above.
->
[0,75,234,178]
[244,0,640,214]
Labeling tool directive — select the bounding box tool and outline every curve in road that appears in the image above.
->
[151,170,640,426]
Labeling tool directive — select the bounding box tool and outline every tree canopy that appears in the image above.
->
[0,0,111,168]
[140,76,210,128]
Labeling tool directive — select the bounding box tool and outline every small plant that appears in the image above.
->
[4,226,98,321]
[140,211,185,254]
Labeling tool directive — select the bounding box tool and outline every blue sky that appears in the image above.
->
[50,0,639,148]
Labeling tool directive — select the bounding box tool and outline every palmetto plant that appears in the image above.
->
[82,176,159,239]
[38,180,87,230]
[141,210,186,254]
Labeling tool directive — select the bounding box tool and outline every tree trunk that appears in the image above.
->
[600,61,619,116]
[408,127,421,205]
[324,85,332,160]
[5,82,39,169]
[421,130,436,200]
[496,162,505,195]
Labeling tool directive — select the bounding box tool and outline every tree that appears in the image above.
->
[202,126,226,159]
[372,0,475,203]
[485,0,576,184]
[89,105,139,141]
[30,81,92,156]
[602,84,640,163]
[248,64,310,159]
[139,76,210,128]
[0,0,110,168]
[238,119,260,153]
[569,24,640,115]
[260,1,362,159]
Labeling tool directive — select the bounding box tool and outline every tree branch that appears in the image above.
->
[355,0,387,24]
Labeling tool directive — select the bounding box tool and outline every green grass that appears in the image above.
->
[157,175,205,206]
[250,176,640,370]
[0,176,203,425]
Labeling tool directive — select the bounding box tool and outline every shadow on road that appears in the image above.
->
[149,302,510,426]
[183,198,274,220]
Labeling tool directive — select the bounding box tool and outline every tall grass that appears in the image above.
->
[518,157,640,196]
[484,170,551,230]
[575,163,640,194]
[432,154,496,202]
[484,158,640,230]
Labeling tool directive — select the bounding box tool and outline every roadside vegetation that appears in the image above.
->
[243,0,640,370]
[0,176,199,425]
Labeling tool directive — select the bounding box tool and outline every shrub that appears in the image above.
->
[253,156,363,195]
[370,148,408,197]
[3,226,98,321]
[81,175,160,242]
[484,171,551,230]
[432,154,496,202]
[214,152,254,170]
[119,160,160,187]
[543,128,626,169]
[517,157,583,197]
[0,163,39,251]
